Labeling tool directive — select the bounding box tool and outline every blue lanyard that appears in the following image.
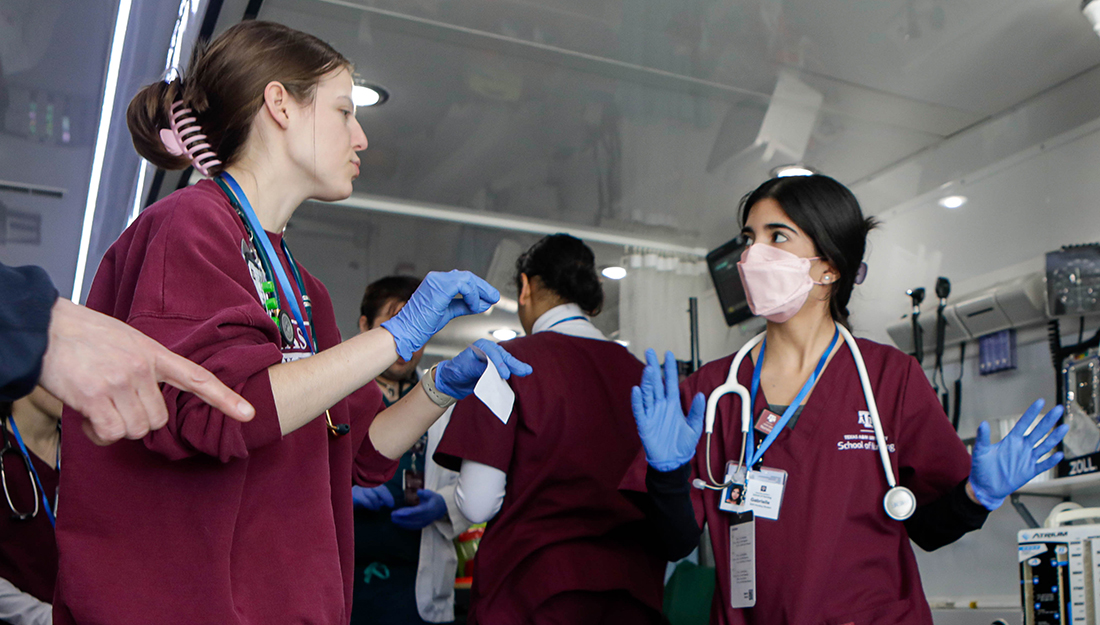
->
[8,420,56,528]
[747,326,839,469]
[219,173,315,354]
[547,315,587,329]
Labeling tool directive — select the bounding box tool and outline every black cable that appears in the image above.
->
[952,342,965,431]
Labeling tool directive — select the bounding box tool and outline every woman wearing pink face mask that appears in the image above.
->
[630,175,1067,625]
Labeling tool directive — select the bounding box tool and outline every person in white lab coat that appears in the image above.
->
[351,276,473,624]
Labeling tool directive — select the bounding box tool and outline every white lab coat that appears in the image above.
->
[415,407,473,623]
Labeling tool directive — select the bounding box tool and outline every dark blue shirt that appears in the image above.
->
[0,264,57,401]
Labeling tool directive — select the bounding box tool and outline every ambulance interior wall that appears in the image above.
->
[840,92,1100,607]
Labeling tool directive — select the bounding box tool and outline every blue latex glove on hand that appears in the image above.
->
[391,489,448,530]
[381,271,500,360]
[970,399,1068,510]
[631,349,705,472]
[435,338,533,400]
[352,484,395,511]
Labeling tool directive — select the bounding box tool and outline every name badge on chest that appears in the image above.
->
[744,467,787,521]
[718,462,787,521]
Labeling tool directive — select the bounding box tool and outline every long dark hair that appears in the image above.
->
[739,175,877,325]
[126,21,351,175]
[514,234,604,316]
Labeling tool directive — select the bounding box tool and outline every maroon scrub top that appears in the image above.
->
[686,337,971,625]
[54,180,398,625]
[435,332,666,624]
[0,439,57,605]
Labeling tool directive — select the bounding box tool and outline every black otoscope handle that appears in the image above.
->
[907,288,926,365]
[933,277,951,373]
[935,309,947,371]
[912,316,924,365]
[952,379,962,430]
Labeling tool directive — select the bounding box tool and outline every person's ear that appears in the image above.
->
[818,261,839,286]
[358,315,370,334]
[262,81,292,130]
[518,273,532,306]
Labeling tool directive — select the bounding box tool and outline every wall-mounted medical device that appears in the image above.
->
[706,236,753,327]
[1048,245,1100,317]
[886,272,1047,355]
[1018,515,1100,625]
[1061,348,1100,471]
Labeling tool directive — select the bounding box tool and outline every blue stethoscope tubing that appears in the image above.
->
[8,419,56,528]
[219,172,315,354]
[699,323,917,521]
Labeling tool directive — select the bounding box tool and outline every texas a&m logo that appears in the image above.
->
[857,410,873,429]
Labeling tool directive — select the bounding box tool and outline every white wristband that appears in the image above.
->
[421,363,457,408]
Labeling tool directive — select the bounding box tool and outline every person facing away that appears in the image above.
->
[435,234,699,625]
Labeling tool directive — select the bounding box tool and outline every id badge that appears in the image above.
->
[729,511,756,608]
[402,469,424,506]
[718,461,748,513]
[745,467,787,521]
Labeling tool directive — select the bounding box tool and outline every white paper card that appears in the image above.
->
[472,347,516,424]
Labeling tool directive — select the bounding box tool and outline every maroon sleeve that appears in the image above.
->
[434,394,517,473]
[85,189,287,462]
[131,312,284,461]
[894,357,972,503]
[345,383,399,486]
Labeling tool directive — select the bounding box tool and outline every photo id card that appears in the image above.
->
[719,462,748,513]
[729,511,756,609]
[745,467,787,521]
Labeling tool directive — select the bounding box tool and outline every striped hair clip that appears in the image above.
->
[158,100,222,177]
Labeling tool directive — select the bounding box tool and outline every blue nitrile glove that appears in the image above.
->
[352,484,395,511]
[969,399,1068,510]
[381,271,500,360]
[390,489,448,530]
[435,338,533,400]
[631,349,705,472]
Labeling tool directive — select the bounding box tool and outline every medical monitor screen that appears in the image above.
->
[707,236,753,327]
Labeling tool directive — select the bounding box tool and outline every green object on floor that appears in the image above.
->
[663,561,716,625]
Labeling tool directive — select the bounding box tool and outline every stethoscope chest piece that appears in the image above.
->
[278,310,296,347]
[883,486,916,521]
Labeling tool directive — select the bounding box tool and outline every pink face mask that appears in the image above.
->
[737,244,825,323]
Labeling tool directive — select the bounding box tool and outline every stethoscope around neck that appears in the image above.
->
[695,323,917,521]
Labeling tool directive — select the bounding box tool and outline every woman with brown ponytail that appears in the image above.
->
[54,21,529,625]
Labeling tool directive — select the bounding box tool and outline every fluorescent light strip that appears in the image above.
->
[72,0,134,303]
[127,159,150,226]
[330,194,708,258]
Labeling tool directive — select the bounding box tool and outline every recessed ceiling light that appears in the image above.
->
[492,328,518,341]
[772,164,817,178]
[352,84,388,107]
[601,266,627,280]
[938,195,967,209]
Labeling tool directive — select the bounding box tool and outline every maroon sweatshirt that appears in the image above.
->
[686,338,971,625]
[54,180,398,625]
[435,332,665,625]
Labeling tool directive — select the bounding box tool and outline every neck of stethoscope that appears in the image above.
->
[701,322,898,489]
